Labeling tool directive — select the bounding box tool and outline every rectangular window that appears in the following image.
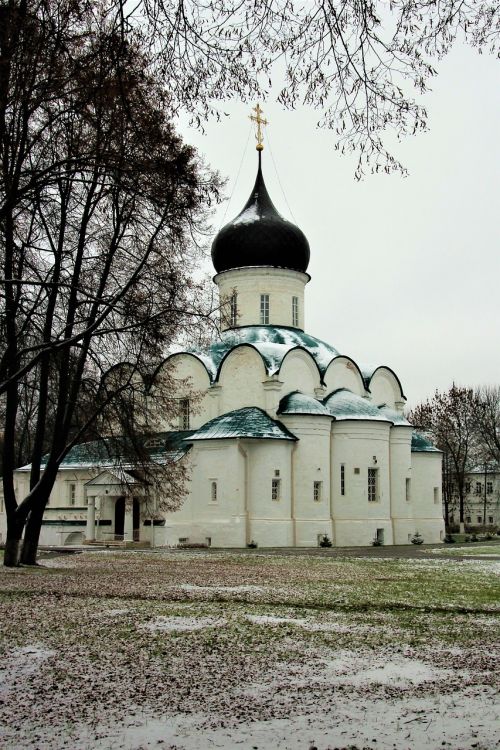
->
[368,468,378,502]
[466,516,471,524]
[433,487,439,504]
[477,515,482,524]
[230,293,238,327]
[405,478,411,502]
[260,294,269,324]
[180,398,190,429]
[292,296,299,327]
[340,465,345,496]
[313,481,322,502]
[69,483,76,506]
[489,516,494,524]
[487,481,493,494]
[475,482,482,495]
[271,478,281,501]
[465,482,471,494]
[210,481,218,503]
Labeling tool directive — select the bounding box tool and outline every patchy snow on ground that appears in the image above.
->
[138,615,226,632]
[0,645,56,698]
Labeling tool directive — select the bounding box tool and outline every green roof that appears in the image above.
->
[323,389,391,422]
[278,391,331,416]
[411,431,441,452]
[189,407,297,441]
[17,431,194,471]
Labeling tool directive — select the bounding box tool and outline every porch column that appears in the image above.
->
[86,496,96,541]
[124,496,134,541]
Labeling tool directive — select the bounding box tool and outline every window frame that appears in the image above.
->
[292,296,299,327]
[340,464,345,496]
[229,292,238,327]
[180,398,190,430]
[260,294,270,325]
[368,467,378,502]
[271,478,281,501]
[313,481,322,502]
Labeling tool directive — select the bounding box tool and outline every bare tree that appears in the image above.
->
[410,385,478,532]
[474,385,500,465]
[1,2,219,566]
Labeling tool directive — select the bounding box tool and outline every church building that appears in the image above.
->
[1,110,445,548]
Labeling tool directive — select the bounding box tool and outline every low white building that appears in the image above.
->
[0,148,445,548]
[447,465,500,531]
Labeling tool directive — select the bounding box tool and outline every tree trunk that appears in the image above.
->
[3,521,24,567]
[20,502,46,565]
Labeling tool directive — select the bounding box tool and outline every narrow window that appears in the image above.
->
[465,482,471,494]
[292,296,299,327]
[433,487,439,504]
[368,468,378,502]
[180,398,190,429]
[271,478,281,501]
[477,515,482,524]
[487,481,493,494]
[313,481,322,502]
[205,537,212,547]
[466,515,471,524]
[406,478,411,502]
[210,481,217,503]
[260,294,269,324]
[475,482,482,495]
[354,467,360,475]
[489,516,494,524]
[69,483,76,506]
[376,528,384,544]
[340,465,345,496]
[230,293,238,327]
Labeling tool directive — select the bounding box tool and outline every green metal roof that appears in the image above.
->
[278,391,331,416]
[377,405,411,426]
[323,389,391,422]
[411,431,441,453]
[189,407,297,442]
[17,431,194,471]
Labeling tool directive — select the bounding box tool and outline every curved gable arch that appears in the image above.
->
[277,346,321,396]
[323,356,366,396]
[218,344,268,412]
[367,366,405,408]
[149,352,212,430]
[151,351,213,390]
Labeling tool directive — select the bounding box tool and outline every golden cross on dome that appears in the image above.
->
[250,104,268,151]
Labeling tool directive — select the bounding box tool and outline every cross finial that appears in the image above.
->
[250,104,268,151]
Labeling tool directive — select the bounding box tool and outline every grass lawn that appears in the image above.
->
[0,550,498,750]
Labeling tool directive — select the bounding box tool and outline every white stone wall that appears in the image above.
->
[368,368,403,409]
[388,426,415,544]
[410,452,445,543]
[279,349,321,397]
[215,267,309,330]
[151,353,212,430]
[281,415,333,546]
[331,420,393,546]
[218,346,267,413]
[323,358,366,397]
[163,440,247,547]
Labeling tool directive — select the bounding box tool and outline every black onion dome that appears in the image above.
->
[211,153,310,273]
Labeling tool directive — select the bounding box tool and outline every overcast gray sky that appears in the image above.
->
[177,44,499,408]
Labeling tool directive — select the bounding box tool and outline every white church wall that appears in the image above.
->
[218,346,267,413]
[245,440,294,546]
[279,349,321,397]
[215,267,309,330]
[151,353,212,430]
[331,421,393,546]
[163,441,247,547]
[280,415,333,546]
[387,426,416,544]
[408,452,445,544]
[368,368,403,409]
[323,358,366,397]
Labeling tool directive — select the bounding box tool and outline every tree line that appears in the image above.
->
[410,385,500,530]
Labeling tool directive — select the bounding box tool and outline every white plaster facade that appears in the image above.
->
[0,153,445,549]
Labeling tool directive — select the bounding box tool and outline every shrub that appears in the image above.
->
[247,540,258,549]
[444,534,456,544]
[411,532,424,545]
[319,535,332,548]
[372,538,383,546]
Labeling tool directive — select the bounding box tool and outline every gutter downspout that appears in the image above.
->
[237,440,250,546]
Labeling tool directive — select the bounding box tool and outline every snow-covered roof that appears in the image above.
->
[411,431,441,453]
[185,326,339,381]
[189,407,297,442]
[377,405,411,426]
[278,391,332,417]
[323,389,392,422]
